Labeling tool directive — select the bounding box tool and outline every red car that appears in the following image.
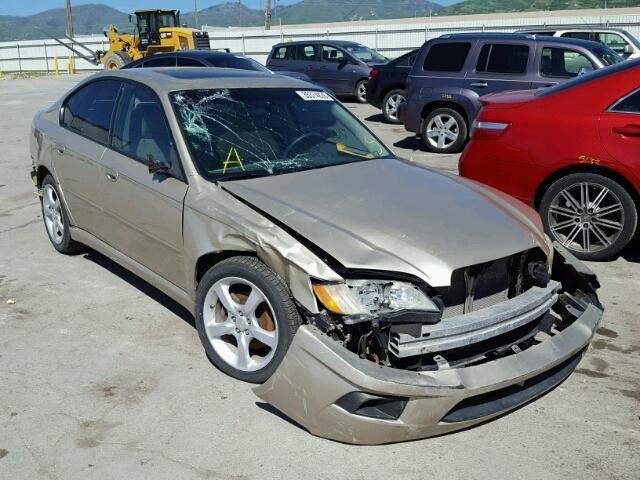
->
[460,59,640,261]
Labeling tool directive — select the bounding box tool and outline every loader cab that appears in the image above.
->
[133,9,179,51]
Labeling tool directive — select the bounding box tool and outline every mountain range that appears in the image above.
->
[0,0,638,42]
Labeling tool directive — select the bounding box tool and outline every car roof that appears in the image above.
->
[272,40,363,48]
[518,26,629,34]
[438,32,605,48]
[86,68,313,94]
[124,50,242,68]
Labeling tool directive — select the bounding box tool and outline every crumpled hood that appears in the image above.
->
[222,159,549,286]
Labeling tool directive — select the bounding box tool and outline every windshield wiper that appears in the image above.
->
[214,170,272,182]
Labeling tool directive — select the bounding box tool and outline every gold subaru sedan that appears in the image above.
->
[30,68,603,444]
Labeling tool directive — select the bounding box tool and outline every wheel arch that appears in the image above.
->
[195,250,258,288]
[36,165,53,188]
[533,163,640,210]
[420,101,469,128]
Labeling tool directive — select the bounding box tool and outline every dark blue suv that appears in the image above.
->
[267,40,388,102]
[402,33,622,153]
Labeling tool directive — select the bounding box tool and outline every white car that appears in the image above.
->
[518,27,640,59]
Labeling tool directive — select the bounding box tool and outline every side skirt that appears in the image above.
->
[70,227,195,314]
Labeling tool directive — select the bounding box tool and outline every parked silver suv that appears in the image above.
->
[31,68,603,444]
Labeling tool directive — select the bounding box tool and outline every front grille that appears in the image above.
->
[193,31,211,50]
[441,255,514,318]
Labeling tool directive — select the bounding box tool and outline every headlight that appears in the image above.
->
[313,280,439,315]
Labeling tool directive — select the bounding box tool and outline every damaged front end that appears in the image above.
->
[254,243,603,444]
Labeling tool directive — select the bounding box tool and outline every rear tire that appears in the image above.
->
[103,51,131,70]
[382,89,405,124]
[194,256,302,383]
[355,79,368,103]
[420,108,467,153]
[540,172,637,261]
[40,175,84,254]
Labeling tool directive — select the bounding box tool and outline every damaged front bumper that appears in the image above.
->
[254,245,603,444]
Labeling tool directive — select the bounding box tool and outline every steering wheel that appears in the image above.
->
[284,132,326,157]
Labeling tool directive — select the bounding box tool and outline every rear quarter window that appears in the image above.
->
[273,46,292,60]
[423,42,471,72]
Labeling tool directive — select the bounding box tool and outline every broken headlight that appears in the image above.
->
[313,280,439,315]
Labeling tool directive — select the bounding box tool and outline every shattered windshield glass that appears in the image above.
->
[170,88,392,181]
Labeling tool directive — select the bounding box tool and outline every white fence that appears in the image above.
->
[1,8,640,73]
[205,10,640,64]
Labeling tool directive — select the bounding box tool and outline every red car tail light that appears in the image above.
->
[471,120,510,139]
[369,68,380,79]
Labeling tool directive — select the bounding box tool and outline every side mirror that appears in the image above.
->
[148,155,170,175]
[128,14,132,23]
[578,66,594,76]
[624,44,634,55]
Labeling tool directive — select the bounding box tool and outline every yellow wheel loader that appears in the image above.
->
[97,9,210,69]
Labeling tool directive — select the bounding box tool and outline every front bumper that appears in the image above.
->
[254,248,603,445]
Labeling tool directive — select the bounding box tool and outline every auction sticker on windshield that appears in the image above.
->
[296,90,333,101]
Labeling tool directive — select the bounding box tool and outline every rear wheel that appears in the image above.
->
[382,89,405,124]
[355,79,368,103]
[103,51,131,70]
[540,173,637,261]
[194,256,301,383]
[420,108,467,153]
[40,175,83,254]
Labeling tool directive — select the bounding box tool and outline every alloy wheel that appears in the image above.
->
[202,277,278,372]
[42,184,64,245]
[384,93,405,122]
[426,114,459,150]
[356,81,367,102]
[548,182,625,254]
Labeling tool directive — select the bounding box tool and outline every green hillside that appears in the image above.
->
[440,0,640,16]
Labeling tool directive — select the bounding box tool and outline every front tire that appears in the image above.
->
[540,173,637,261]
[355,79,368,103]
[194,256,302,383]
[382,89,405,124]
[420,108,467,153]
[103,51,131,70]
[40,175,83,254]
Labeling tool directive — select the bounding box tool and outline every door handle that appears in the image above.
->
[612,124,640,137]
[105,169,118,182]
[470,81,488,88]
[55,143,65,154]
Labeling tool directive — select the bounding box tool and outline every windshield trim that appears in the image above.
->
[168,87,396,183]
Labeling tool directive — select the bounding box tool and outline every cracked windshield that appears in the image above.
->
[170,88,391,181]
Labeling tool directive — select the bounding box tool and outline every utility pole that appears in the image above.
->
[194,0,199,28]
[265,0,272,30]
[66,0,74,38]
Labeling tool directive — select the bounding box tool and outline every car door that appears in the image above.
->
[531,45,596,89]
[294,44,321,82]
[319,45,355,94]
[55,79,121,235]
[599,88,640,181]
[97,81,188,289]
[464,42,532,95]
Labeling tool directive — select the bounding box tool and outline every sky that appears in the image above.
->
[0,0,301,17]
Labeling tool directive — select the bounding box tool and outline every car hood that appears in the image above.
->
[222,159,549,286]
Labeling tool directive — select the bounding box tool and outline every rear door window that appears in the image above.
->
[177,57,205,66]
[143,56,176,67]
[476,44,529,74]
[561,31,592,41]
[540,47,594,78]
[296,44,320,61]
[423,42,471,72]
[62,80,121,145]
[610,89,640,113]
